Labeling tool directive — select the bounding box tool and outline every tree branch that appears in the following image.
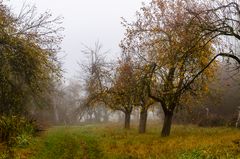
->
[180,53,240,94]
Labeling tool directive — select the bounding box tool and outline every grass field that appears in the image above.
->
[10,123,240,159]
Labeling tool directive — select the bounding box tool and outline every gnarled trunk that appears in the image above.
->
[139,108,148,133]
[124,112,131,129]
[161,111,173,137]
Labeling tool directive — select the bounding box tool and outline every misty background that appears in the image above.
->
[2,0,239,126]
[5,0,149,78]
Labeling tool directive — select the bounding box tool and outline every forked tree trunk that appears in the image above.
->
[139,108,148,133]
[124,112,131,129]
[161,111,173,137]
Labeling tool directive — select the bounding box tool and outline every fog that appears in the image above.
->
[6,0,149,78]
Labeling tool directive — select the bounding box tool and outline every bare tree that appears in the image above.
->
[79,42,112,123]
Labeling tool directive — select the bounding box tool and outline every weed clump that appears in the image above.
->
[0,115,37,158]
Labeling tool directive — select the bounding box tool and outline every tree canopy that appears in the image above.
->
[120,0,219,136]
[0,2,63,115]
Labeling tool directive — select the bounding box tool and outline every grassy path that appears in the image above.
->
[15,124,240,159]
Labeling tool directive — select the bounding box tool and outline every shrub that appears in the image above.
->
[0,115,36,147]
[227,115,240,128]
[198,115,226,127]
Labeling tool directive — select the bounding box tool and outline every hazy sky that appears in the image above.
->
[6,0,149,78]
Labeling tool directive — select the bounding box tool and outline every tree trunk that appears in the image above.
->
[139,108,148,133]
[53,103,59,124]
[161,111,173,137]
[93,110,101,123]
[103,109,109,122]
[124,112,131,129]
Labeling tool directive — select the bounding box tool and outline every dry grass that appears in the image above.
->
[76,123,240,158]
[6,123,240,159]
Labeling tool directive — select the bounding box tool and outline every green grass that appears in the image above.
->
[10,123,240,159]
